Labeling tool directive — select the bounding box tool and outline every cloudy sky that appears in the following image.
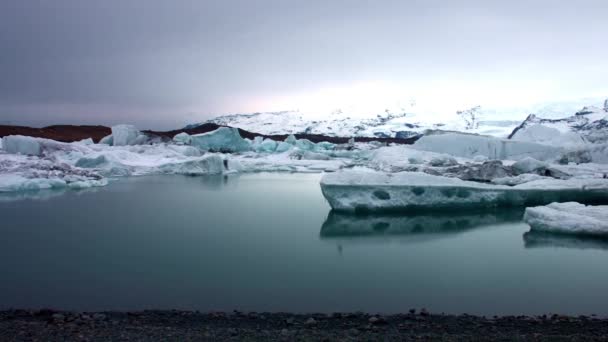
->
[1,0,607,129]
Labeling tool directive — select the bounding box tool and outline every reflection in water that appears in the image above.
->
[0,186,101,202]
[523,231,608,251]
[320,209,524,241]
[194,173,239,190]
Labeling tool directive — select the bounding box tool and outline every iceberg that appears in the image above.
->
[111,124,141,146]
[275,141,293,153]
[2,135,42,156]
[320,170,608,213]
[412,132,562,161]
[255,138,278,153]
[295,138,316,151]
[190,127,251,153]
[156,155,225,175]
[173,132,192,145]
[285,134,297,145]
[99,134,114,145]
[524,202,608,236]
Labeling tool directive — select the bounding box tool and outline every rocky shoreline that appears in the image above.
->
[2,309,607,341]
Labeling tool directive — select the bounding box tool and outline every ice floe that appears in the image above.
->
[320,170,608,212]
[524,202,608,236]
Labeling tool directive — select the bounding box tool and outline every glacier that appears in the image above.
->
[320,170,608,213]
[524,202,608,236]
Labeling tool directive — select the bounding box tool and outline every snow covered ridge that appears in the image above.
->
[193,98,608,139]
[524,202,608,236]
[320,170,608,213]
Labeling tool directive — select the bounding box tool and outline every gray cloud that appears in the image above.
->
[1,0,607,129]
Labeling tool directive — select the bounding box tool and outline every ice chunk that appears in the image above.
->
[99,134,113,145]
[320,170,608,212]
[275,141,293,153]
[190,127,251,153]
[429,156,458,167]
[173,132,192,145]
[512,157,547,173]
[256,138,278,152]
[74,138,94,145]
[111,125,141,146]
[2,135,42,156]
[295,139,316,151]
[524,202,608,236]
[315,141,336,151]
[156,155,225,175]
[285,134,297,145]
[413,132,562,161]
[75,155,109,168]
[291,150,330,160]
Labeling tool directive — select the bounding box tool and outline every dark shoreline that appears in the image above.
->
[2,309,607,341]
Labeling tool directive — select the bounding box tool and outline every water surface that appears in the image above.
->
[1,173,608,316]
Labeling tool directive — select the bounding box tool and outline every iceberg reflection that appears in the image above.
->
[523,231,608,251]
[320,209,523,241]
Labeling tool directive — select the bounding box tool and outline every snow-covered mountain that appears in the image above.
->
[191,97,607,139]
[510,105,608,146]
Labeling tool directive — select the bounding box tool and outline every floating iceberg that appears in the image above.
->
[190,127,251,152]
[99,134,114,145]
[173,132,192,145]
[524,202,608,236]
[412,132,562,161]
[2,135,42,156]
[320,170,608,212]
[111,124,142,146]
[156,155,225,175]
[255,138,278,153]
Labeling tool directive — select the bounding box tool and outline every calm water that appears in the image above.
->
[1,173,608,316]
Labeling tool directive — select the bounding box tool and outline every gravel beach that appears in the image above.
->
[2,309,608,341]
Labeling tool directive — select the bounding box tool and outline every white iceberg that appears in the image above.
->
[275,141,293,153]
[2,135,42,156]
[255,138,278,153]
[190,127,250,153]
[173,132,192,145]
[156,155,225,175]
[412,132,562,161]
[99,134,113,145]
[111,124,144,146]
[524,202,608,236]
[285,134,297,145]
[320,170,608,212]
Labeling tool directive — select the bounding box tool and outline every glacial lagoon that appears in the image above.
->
[1,173,608,316]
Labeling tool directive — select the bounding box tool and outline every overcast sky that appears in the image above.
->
[1,0,607,129]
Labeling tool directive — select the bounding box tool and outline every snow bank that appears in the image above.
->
[2,135,42,156]
[412,132,562,161]
[320,170,608,212]
[190,127,250,152]
[524,202,608,236]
